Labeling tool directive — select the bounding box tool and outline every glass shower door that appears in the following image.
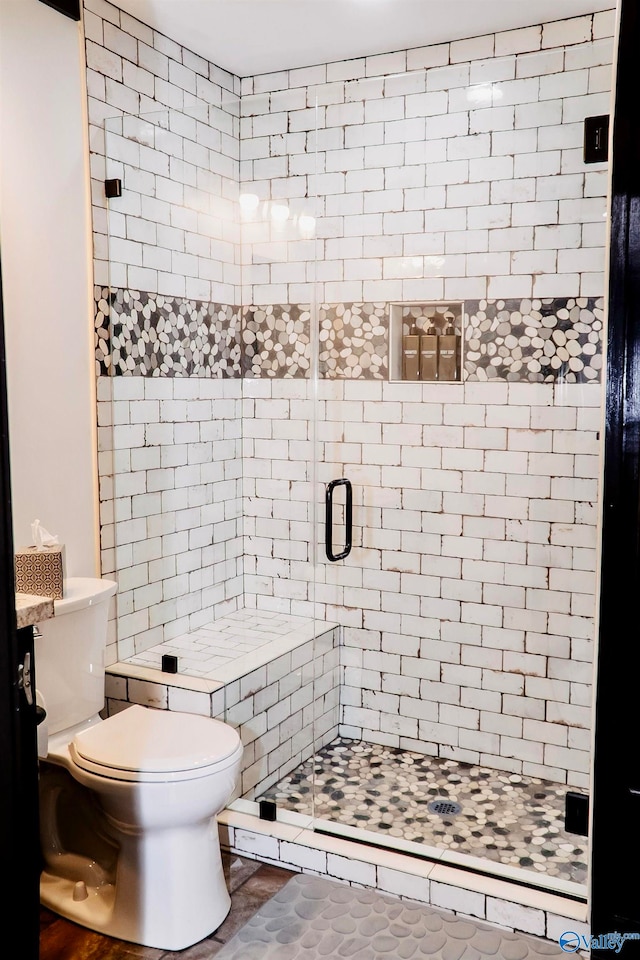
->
[222,87,324,813]
[101,95,326,819]
[301,53,604,900]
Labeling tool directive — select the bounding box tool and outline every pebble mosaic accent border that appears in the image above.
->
[465,297,604,383]
[260,738,588,885]
[94,286,242,377]
[95,289,603,383]
[319,303,388,380]
[243,304,312,378]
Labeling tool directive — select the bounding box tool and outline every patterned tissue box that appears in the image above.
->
[15,545,65,599]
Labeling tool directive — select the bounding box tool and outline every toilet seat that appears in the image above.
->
[69,704,242,783]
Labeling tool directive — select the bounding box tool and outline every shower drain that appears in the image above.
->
[427,799,462,817]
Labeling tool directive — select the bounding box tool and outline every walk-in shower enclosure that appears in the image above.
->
[88,0,614,900]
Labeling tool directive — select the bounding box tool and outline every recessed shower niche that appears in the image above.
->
[389,302,464,383]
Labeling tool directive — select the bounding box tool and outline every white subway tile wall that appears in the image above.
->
[88,3,614,787]
[97,375,245,663]
[85,0,241,305]
[242,378,600,789]
[239,17,613,306]
[99,374,600,786]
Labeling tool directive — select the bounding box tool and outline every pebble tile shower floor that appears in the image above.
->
[261,738,588,885]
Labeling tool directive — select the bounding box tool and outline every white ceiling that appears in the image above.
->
[114,0,615,78]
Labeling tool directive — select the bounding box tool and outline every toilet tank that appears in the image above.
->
[34,578,117,735]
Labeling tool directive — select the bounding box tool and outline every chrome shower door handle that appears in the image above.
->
[325,478,352,562]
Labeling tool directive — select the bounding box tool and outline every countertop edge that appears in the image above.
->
[15,593,55,629]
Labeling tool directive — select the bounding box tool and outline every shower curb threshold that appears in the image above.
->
[218,803,590,948]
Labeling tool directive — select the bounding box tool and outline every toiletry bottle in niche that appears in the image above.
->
[402,321,420,380]
[420,318,438,381]
[438,313,460,381]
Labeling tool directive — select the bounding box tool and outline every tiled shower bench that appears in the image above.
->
[105,609,340,798]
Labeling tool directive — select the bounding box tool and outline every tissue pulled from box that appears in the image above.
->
[15,520,65,599]
[30,519,59,550]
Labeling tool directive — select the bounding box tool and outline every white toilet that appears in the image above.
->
[35,577,243,951]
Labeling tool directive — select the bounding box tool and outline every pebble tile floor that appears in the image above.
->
[39,854,294,959]
[260,738,588,885]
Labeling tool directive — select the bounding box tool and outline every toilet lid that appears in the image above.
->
[71,704,241,775]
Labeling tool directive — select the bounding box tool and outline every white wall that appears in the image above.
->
[0,0,99,576]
